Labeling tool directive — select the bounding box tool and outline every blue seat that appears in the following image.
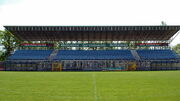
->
[8,50,53,60]
[137,49,178,60]
[54,50,135,60]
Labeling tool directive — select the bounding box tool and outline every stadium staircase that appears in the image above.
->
[130,50,140,60]
[48,50,59,60]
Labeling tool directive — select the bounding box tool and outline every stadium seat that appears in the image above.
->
[8,50,53,60]
[137,49,178,60]
[54,50,135,60]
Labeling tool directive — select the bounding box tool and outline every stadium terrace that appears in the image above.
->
[2,25,180,71]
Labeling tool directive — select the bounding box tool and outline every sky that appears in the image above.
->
[0,0,180,46]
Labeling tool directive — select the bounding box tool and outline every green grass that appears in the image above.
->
[0,71,180,101]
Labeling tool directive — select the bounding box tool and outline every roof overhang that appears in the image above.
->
[4,25,180,41]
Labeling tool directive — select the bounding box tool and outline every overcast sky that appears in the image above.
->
[0,0,179,46]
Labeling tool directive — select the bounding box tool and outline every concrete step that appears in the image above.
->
[48,50,58,60]
[131,50,140,60]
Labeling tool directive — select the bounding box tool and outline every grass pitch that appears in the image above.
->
[0,71,180,101]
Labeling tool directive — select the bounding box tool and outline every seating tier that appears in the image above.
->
[54,50,134,60]
[137,50,177,60]
[8,50,53,60]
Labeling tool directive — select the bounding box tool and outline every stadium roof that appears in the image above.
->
[4,26,180,41]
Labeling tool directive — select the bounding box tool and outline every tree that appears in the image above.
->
[173,44,180,54]
[0,30,21,61]
[161,21,167,26]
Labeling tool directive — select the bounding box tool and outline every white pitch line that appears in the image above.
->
[92,73,98,101]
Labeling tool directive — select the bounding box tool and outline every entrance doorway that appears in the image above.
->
[52,62,62,71]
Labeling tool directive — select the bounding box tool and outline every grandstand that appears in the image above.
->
[3,26,180,71]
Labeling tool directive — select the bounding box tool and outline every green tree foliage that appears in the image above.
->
[0,51,3,61]
[161,21,167,26]
[0,30,21,61]
[173,44,180,54]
